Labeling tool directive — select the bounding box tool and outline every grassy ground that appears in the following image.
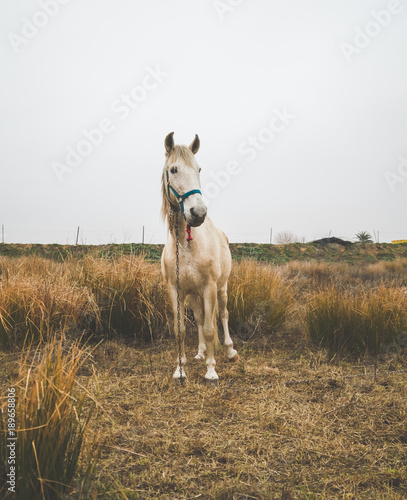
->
[1,241,407,264]
[77,333,407,499]
[2,332,406,499]
[0,252,406,498]
[0,243,164,262]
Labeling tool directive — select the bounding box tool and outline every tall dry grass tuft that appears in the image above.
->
[69,255,170,341]
[0,267,98,351]
[0,256,63,281]
[227,260,294,338]
[0,255,171,349]
[2,254,406,355]
[283,261,348,291]
[363,259,407,285]
[283,258,407,292]
[304,285,407,356]
[0,336,99,499]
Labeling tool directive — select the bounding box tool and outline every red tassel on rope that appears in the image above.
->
[185,224,193,243]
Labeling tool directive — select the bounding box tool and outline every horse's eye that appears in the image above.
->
[199,168,201,173]
[170,166,178,174]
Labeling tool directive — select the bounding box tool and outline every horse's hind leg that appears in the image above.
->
[188,294,206,360]
[169,285,187,379]
[218,285,239,362]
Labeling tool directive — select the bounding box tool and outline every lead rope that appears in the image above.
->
[170,208,184,384]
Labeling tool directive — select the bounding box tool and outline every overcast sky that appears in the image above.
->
[1,0,406,244]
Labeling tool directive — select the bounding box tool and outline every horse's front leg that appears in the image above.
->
[169,285,187,380]
[203,283,219,381]
[188,293,206,360]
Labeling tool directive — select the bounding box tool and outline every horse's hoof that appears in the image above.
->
[194,353,205,361]
[229,353,240,363]
[204,378,219,387]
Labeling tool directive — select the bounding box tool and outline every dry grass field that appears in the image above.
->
[79,336,407,500]
[1,253,407,499]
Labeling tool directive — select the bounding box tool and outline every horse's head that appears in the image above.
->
[163,132,207,227]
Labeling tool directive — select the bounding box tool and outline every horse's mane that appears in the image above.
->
[161,145,196,222]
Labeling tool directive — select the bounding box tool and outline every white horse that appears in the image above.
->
[161,132,239,381]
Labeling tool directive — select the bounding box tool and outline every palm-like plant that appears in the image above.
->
[355,231,373,244]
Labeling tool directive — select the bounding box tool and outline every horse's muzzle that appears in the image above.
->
[188,214,206,227]
[188,206,207,227]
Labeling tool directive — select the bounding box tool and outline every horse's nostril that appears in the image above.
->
[190,206,206,221]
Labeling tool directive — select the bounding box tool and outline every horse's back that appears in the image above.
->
[217,226,231,262]
[212,223,232,289]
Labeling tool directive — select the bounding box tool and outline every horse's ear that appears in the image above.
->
[189,134,200,155]
[165,132,174,156]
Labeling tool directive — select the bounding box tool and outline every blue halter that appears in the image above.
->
[166,170,202,215]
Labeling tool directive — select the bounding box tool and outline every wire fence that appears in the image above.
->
[0,226,276,245]
[0,226,406,246]
[0,226,166,245]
